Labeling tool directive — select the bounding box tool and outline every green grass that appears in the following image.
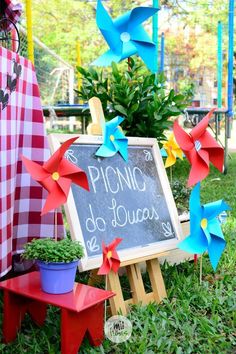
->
[1,155,236,353]
[171,153,236,216]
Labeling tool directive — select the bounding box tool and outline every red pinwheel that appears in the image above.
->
[98,238,122,275]
[21,137,89,215]
[173,108,224,186]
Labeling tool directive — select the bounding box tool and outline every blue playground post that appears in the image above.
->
[160,32,165,72]
[227,0,234,138]
[152,0,159,73]
[217,21,223,108]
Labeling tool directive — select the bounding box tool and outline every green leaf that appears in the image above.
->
[173,94,185,102]
[112,61,121,80]
[76,66,87,76]
[89,67,99,80]
[154,112,162,121]
[168,89,175,100]
[114,104,128,116]
[130,103,139,114]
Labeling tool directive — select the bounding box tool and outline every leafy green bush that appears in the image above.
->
[22,238,84,263]
[76,58,189,141]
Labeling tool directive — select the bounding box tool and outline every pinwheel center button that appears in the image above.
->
[110,135,115,142]
[107,251,112,259]
[120,32,131,43]
[194,140,201,151]
[200,218,208,229]
[52,172,60,181]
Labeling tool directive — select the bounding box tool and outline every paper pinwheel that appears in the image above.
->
[98,238,122,275]
[161,133,183,168]
[178,183,230,271]
[173,108,224,186]
[22,137,89,215]
[96,116,128,161]
[92,0,159,72]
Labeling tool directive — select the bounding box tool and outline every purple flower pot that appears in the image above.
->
[37,260,78,294]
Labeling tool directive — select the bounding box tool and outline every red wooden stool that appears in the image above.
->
[0,271,114,354]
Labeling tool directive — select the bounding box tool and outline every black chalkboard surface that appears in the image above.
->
[49,134,182,271]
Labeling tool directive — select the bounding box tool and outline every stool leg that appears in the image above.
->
[3,290,27,342]
[28,301,47,326]
[61,308,87,354]
[60,303,105,354]
[86,303,104,346]
[2,291,47,343]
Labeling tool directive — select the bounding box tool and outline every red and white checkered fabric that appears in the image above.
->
[0,47,65,277]
[1,0,22,31]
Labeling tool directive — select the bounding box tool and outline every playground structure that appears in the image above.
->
[159,11,233,110]
[18,26,75,106]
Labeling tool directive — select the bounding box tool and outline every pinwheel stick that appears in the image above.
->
[170,166,173,184]
[199,255,203,284]
[128,57,131,71]
[54,208,58,242]
[104,275,108,324]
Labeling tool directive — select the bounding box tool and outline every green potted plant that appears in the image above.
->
[76,58,189,141]
[22,238,84,294]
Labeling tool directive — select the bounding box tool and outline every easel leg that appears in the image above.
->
[107,271,127,315]
[126,264,147,305]
[146,259,167,302]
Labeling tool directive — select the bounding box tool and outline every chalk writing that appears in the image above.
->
[143,149,153,161]
[87,236,100,253]
[88,166,146,194]
[108,198,159,228]
[65,149,78,164]
[162,222,174,238]
[86,204,106,232]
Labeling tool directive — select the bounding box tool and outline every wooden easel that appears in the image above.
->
[107,254,168,315]
[87,97,105,135]
[87,97,168,315]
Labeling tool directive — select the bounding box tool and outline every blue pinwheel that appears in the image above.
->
[96,116,128,161]
[178,183,230,271]
[92,0,159,72]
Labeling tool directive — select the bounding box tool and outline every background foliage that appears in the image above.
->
[18,0,233,104]
[24,0,229,68]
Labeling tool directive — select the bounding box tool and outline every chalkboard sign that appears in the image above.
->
[49,134,182,271]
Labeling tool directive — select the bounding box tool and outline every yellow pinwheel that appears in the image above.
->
[161,133,183,168]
